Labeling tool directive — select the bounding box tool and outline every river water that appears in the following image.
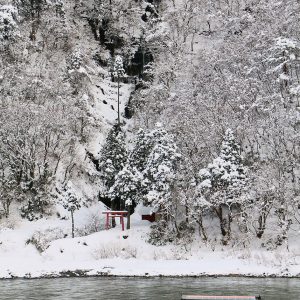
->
[0,277,299,299]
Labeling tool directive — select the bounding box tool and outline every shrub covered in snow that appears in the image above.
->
[75,213,105,237]
[148,219,176,246]
[92,243,137,259]
[26,228,66,252]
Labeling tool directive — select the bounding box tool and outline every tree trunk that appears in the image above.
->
[71,210,75,238]
[257,213,267,238]
[198,214,207,241]
[126,205,131,230]
[227,210,232,241]
[4,200,10,218]
[215,205,233,245]
[215,206,227,236]
[185,202,189,223]
[117,75,120,126]
[111,199,116,227]
[191,32,195,52]
[207,21,211,33]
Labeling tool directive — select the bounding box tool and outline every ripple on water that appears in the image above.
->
[0,277,299,300]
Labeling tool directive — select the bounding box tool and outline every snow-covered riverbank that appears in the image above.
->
[0,203,299,279]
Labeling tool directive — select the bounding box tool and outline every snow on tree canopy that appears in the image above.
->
[275,37,299,52]
[58,181,82,212]
[108,165,142,206]
[68,49,83,71]
[99,127,127,190]
[267,37,300,88]
[0,5,19,41]
[113,55,125,77]
[142,124,181,211]
[128,128,155,172]
[108,124,181,214]
[197,128,247,205]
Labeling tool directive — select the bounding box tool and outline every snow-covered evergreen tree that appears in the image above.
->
[128,128,154,172]
[108,165,142,229]
[107,127,153,211]
[108,165,141,208]
[109,124,180,219]
[142,124,181,216]
[112,55,125,126]
[113,55,125,77]
[58,181,82,238]
[99,126,127,190]
[98,126,127,213]
[267,37,300,100]
[198,129,246,199]
[197,128,247,244]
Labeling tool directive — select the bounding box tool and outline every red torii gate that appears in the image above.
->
[102,211,128,231]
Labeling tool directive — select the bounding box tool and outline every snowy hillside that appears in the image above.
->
[0,203,299,279]
[0,0,300,278]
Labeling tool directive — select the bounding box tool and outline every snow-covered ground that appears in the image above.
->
[0,203,299,279]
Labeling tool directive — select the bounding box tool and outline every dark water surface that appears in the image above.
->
[0,277,299,299]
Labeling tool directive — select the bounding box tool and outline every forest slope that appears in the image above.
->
[0,0,300,277]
